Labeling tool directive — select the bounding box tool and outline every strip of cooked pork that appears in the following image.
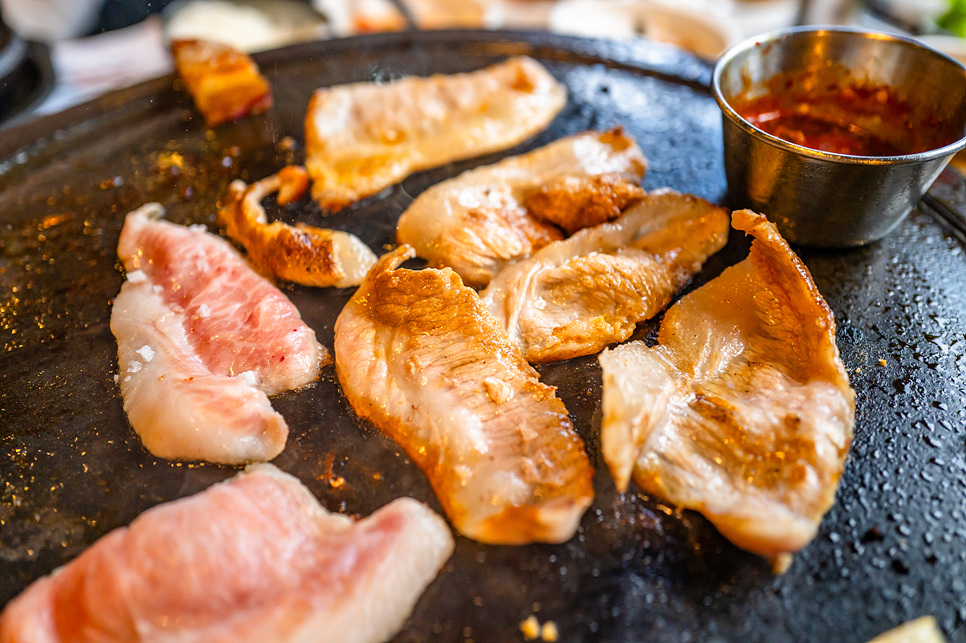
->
[481,189,729,363]
[334,246,594,544]
[396,129,647,287]
[598,210,855,569]
[0,464,454,643]
[219,166,377,287]
[111,204,326,464]
[305,56,567,211]
[171,39,272,128]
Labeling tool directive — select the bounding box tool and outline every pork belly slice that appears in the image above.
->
[171,39,272,128]
[305,56,567,211]
[219,166,377,287]
[481,189,729,363]
[334,246,594,544]
[111,204,326,464]
[0,464,454,643]
[599,210,855,568]
[396,129,647,287]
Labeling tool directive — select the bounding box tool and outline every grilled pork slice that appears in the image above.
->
[481,190,729,363]
[305,56,567,211]
[396,129,647,287]
[334,246,595,544]
[865,617,947,643]
[219,166,377,287]
[0,464,453,643]
[599,210,855,569]
[171,39,272,128]
[111,204,325,464]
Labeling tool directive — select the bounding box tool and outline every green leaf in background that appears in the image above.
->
[938,0,966,37]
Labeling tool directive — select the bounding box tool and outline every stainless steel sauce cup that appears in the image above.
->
[712,26,966,247]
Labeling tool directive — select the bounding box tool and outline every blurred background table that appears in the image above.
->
[0,0,957,129]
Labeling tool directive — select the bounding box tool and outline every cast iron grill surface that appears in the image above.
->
[1,30,965,642]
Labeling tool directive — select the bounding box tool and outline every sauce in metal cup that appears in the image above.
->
[712,26,966,247]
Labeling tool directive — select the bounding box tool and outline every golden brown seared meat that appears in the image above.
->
[524,170,646,234]
[219,166,377,288]
[305,56,567,211]
[334,246,594,544]
[171,39,272,128]
[599,210,855,570]
[396,129,647,287]
[481,189,729,363]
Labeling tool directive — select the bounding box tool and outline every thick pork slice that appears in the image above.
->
[334,246,594,544]
[599,210,855,569]
[110,203,326,464]
[396,129,647,287]
[218,166,377,288]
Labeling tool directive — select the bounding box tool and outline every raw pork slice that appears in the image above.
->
[334,246,594,544]
[110,204,326,464]
[0,463,454,643]
[305,56,567,211]
[396,129,647,287]
[599,210,855,569]
[482,189,729,363]
[219,166,377,287]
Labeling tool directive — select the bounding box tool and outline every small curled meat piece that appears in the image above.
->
[219,166,377,288]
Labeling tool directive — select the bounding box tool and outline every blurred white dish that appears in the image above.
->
[164,0,328,52]
[500,0,558,29]
[549,0,741,59]
[729,0,800,38]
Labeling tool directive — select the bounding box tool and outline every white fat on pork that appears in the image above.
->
[110,203,326,465]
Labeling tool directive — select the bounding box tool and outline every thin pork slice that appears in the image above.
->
[334,246,594,544]
[482,189,729,363]
[0,464,454,643]
[599,210,855,570]
[110,203,326,464]
[305,56,567,211]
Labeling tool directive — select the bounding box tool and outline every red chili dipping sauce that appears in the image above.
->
[736,101,904,156]
[730,70,946,157]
